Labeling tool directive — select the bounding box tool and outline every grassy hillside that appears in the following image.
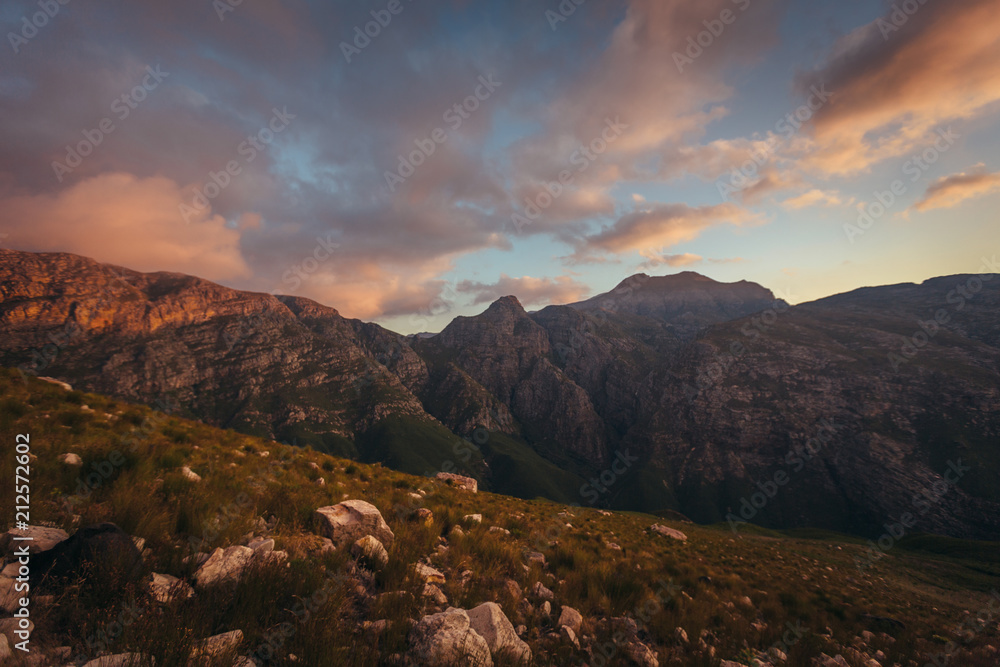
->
[1,368,998,666]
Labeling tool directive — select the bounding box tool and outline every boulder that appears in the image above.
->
[193,546,254,587]
[649,524,687,541]
[558,605,583,634]
[435,472,478,492]
[59,452,83,466]
[314,500,394,549]
[1,525,69,556]
[463,514,483,524]
[409,608,492,666]
[247,537,274,555]
[30,523,142,591]
[180,467,201,482]
[351,535,389,571]
[467,601,532,663]
[147,573,195,604]
[414,508,434,525]
[525,551,546,567]
[190,630,243,662]
[0,634,11,661]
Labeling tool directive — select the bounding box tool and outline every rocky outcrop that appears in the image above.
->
[435,472,478,492]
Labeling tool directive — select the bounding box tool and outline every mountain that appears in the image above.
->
[568,271,783,339]
[2,248,999,540]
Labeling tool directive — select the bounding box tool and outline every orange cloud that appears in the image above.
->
[799,0,1000,176]
[781,189,849,210]
[581,202,764,258]
[911,165,1000,212]
[1,173,250,280]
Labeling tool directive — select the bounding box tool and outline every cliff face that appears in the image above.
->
[2,248,999,539]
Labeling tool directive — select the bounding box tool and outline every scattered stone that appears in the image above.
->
[625,639,660,667]
[558,605,583,635]
[649,524,687,541]
[314,500,395,549]
[352,535,390,571]
[180,466,202,482]
[409,607,493,666]
[316,477,326,486]
[489,526,511,536]
[413,562,446,585]
[307,462,320,470]
[59,452,83,466]
[674,626,688,643]
[559,625,580,649]
[464,514,483,524]
[541,601,551,617]
[502,579,522,601]
[148,572,195,604]
[435,472,478,492]
[525,551,546,567]
[194,546,255,587]
[530,581,554,601]
[1,525,69,556]
[414,508,434,525]
[37,376,72,391]
[361,620,391,634]
[191,629,244,662]
[422,583,448,605]
[468,601,532,663]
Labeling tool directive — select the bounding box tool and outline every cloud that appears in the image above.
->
[911,165,1000,212]
[0,173,249,280]
[577,202,764,261]
[781,189,849,209]
[638,252,703,270]
[798,0,1000,175]
[456,274,590,308]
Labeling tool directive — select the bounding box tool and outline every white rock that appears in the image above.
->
[409,607,493,666]
[530,581,554,601]
[422,583,448,605]
[558,605,583,635]
[412,562,446,585]
[190,629,243,661]
[193,546,254,587]
[314,500,394,549]
[559,625,580,649]
[148,573,195,604]
[351,535,389,570]
[247,537,274,555]
[463,514,483,524]
[625,639,660,667]
[37,376,72,391]
[467,601,532,663]
[59,452,83,466]
[1,525,69,556]
[649,524,687,541]
[180,466,202,483]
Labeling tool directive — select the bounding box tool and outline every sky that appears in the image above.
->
[1,0,998,334]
